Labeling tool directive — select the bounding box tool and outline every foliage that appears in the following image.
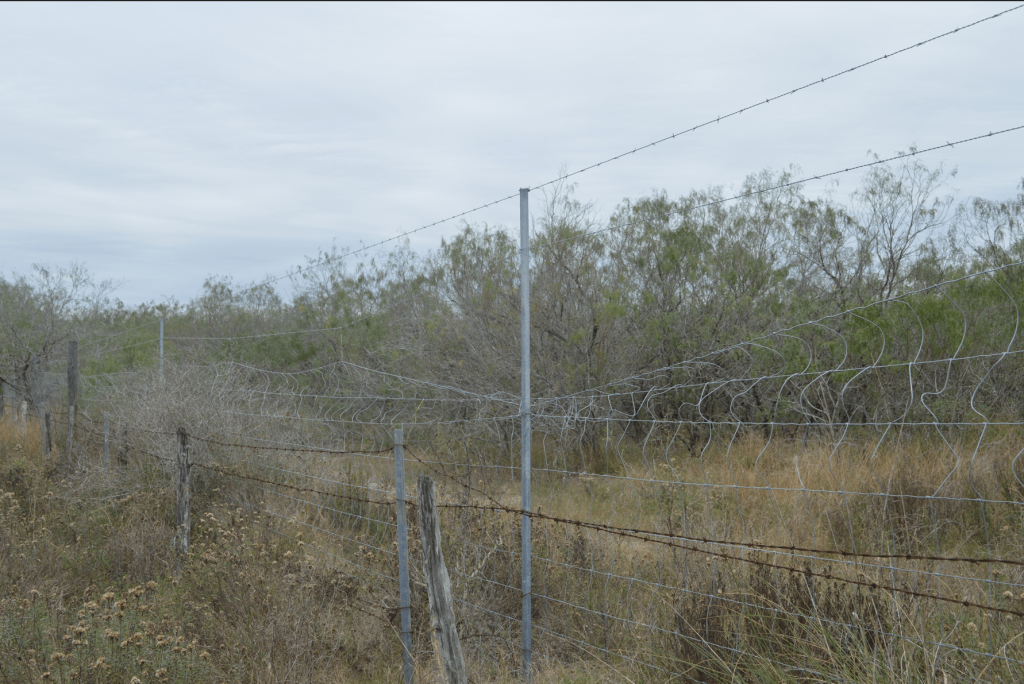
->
[3,157,1024,436]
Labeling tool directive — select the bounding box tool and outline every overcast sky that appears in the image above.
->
[1,2,1022,305]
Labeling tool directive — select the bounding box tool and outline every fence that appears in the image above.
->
[15,260,1022,684]
[8,51,1024,680]
[4,6,1024,677]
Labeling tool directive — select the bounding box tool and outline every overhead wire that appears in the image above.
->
[256,194,519,289]
[42,11,1024,667]
[240,5,1022,292]
[531,125,1024,253]
[527,4,1024,194]
[81,133,1024,410]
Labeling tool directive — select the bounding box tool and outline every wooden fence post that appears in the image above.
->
[64,405,75,467]
[416,475,467,684]
[175,428,191,555]
[44,409,53,455]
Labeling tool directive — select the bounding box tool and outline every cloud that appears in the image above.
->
[0,2,1021,303]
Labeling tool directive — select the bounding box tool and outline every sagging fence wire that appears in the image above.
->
[217,3,1024,300]
[531,124,1024,255]
[157,434,1024,571]
[537,259,1024,403]
[58,411,1023,621]
[212,493,407,631]
[167,426,1024,677]
[22,260,1024,682]
[524,4,1023,194]
[27,415,1024,679]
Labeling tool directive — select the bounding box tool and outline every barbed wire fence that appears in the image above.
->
[17,260,1023,683]
[3,5,1022,675]
[12,190,1024,681]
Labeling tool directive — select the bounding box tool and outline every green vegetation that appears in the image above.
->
[2,155,1024,682]
[2,155,1022,423]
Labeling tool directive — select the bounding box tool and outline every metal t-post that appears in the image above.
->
[159,318,165,382]
[394,427,414,683]
[519,187,532,681]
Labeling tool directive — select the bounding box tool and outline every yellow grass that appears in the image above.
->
[3,409,1023,683]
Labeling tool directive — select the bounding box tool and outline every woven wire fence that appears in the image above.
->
[51,263,1024,683]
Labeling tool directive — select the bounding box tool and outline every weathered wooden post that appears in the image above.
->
[417,475,467,684]
[65,341,78,468]
[19,400,28,437]
[40,403,47,459]
[44,409,53,455]
[64,406,75,465]
[175,428,191,555]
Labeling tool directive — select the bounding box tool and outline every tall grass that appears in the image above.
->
[3,410,1022,683]
[0,414,396,683]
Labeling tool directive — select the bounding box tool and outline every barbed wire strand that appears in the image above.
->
[537,125,1024,253]
[116,425,1023,568]
[399,446,1024,566]
[526,4,1024,194]
[238,5,1023,293]
[186,442,1024,620]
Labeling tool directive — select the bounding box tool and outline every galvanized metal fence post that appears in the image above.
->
[104,412,110,470]
[519,187,532,681]
[395,427,415,684]
[159,318,165,382]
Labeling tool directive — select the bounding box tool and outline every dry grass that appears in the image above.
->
[374,428,1024,682]
[4,409,1024,683]
[0,414,398,683]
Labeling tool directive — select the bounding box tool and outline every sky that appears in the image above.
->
[1,1,1022,305]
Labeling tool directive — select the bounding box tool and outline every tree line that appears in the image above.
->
[3,151,1024,437]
